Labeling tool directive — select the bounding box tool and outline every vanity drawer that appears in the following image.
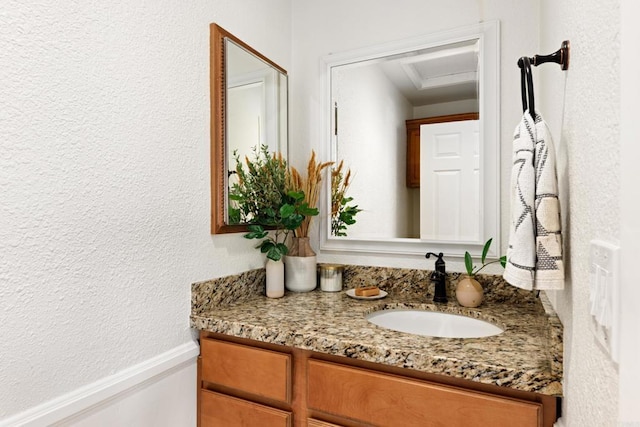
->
[200,338,292,403]
[307,359,542,427]
[307,419,342,427]
[200,389,292,427]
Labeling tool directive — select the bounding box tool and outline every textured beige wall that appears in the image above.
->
[619,1,640,422]
[539,0,621,425]
[0,0,292,420]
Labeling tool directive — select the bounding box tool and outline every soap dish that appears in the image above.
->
[345,289,388,300]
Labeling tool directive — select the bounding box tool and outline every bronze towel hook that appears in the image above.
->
[517,40,570,71]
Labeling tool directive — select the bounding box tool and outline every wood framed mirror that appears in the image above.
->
[210,24,288,234]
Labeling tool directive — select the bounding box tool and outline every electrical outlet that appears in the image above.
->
[589,311,613,356]
[588,239,620,363]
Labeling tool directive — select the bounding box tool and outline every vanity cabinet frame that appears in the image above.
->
[197,331,559,427]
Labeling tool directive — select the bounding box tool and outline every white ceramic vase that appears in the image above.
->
[284,255,317,292]
[265,259,285,298]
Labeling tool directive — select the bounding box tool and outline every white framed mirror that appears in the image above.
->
[319,21,500,258]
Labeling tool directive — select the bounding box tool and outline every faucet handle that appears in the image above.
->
[425,252,446,272]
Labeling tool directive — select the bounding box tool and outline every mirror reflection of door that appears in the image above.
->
[420,119,480,241]
[331,39,480,241]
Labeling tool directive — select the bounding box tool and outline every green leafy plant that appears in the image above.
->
[229,145,318,261]
[464,238,507,276]
[331,160,361,236]
[229,145,290,225]
[243,190,318,261]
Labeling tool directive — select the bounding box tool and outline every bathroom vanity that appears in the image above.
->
[191,267,562,427]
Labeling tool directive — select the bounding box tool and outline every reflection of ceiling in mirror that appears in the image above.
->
[377,40,479,106]
[226,39,271,76]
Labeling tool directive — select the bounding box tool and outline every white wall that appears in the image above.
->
[291,0,539,271]
[619,1,640,422]
[59,362,196,427]
[538,0,622,425]
[333,65,413,238]
[0,0,292,423]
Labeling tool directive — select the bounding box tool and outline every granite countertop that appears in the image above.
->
[190,266,563,396]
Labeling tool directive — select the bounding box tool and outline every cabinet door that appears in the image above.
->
[307,360,542,427]
[200,338,291,403]
[200,389,291,427]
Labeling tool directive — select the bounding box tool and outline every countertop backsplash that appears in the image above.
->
[192,264,539,314]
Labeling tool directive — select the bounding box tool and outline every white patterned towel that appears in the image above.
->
[503,111,564,290]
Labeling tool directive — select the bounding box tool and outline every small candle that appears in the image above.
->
[319,264,344,292]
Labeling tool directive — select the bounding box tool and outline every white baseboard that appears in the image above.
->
[0,341,200,427]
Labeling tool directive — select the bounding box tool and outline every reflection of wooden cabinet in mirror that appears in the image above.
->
[405,112,479,188]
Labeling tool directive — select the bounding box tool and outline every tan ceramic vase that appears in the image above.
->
[455,276,484,308]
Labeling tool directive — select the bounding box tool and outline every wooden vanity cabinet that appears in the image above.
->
[307,360,542,427]
[405,112,479,188]
[198,331,558,427]
[198,336,294,426]
[200,391,292,426]
[200,338,291,403]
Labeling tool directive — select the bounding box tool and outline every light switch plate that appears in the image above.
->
[589,239,620,363]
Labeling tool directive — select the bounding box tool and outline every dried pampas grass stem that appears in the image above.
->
[289,151,332,238]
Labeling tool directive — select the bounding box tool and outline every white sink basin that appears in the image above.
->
[366,309,504,338]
